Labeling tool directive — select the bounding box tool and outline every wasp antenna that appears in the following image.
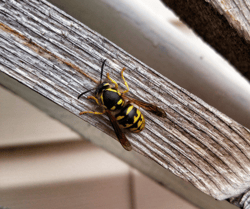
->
[100,59,107,83]
[78,89,93,99]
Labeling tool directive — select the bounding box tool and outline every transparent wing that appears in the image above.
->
[124,95,166,117]
[106,110,132,151]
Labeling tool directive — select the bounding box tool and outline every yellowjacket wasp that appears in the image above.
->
[78,60,166,151]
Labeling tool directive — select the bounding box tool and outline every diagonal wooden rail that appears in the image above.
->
[161,0,250,82]
[0,0,249,208]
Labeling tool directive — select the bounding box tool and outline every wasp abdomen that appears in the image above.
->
[116,104,145,133]
[101,88,124,110]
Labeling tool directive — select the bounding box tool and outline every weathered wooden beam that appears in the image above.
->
[47,0,250,134]
[0,0,249,208]
[161,0,250,81]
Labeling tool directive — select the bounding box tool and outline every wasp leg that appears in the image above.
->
[121,67,129,94]
[87,96,100,105]
[79,109,106,115]
[79,96,104,115]
[107,72,119,89]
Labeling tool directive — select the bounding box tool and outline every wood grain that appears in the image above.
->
[0,0,250,204]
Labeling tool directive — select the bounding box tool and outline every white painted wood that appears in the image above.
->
[0,142,200,209]
[0,142,132,209]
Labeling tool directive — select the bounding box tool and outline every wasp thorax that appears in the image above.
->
[95,82,110,96]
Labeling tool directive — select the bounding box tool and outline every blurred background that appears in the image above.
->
[1,0,249,208]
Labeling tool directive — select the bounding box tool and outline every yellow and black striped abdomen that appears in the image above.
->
[115,104,145,133]
[100,88,125,110]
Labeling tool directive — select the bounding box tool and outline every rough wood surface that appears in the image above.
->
[228,188,250,208]
[161,0,250,81]
[0,0,250,204]
[208,0,250,42]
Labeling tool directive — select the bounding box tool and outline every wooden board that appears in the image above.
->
[0,0,249,207]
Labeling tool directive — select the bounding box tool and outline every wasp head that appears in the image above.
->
[95,82,110,96]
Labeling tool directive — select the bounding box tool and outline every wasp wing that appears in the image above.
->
[124,96,166,117]
[106,110,132,151]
